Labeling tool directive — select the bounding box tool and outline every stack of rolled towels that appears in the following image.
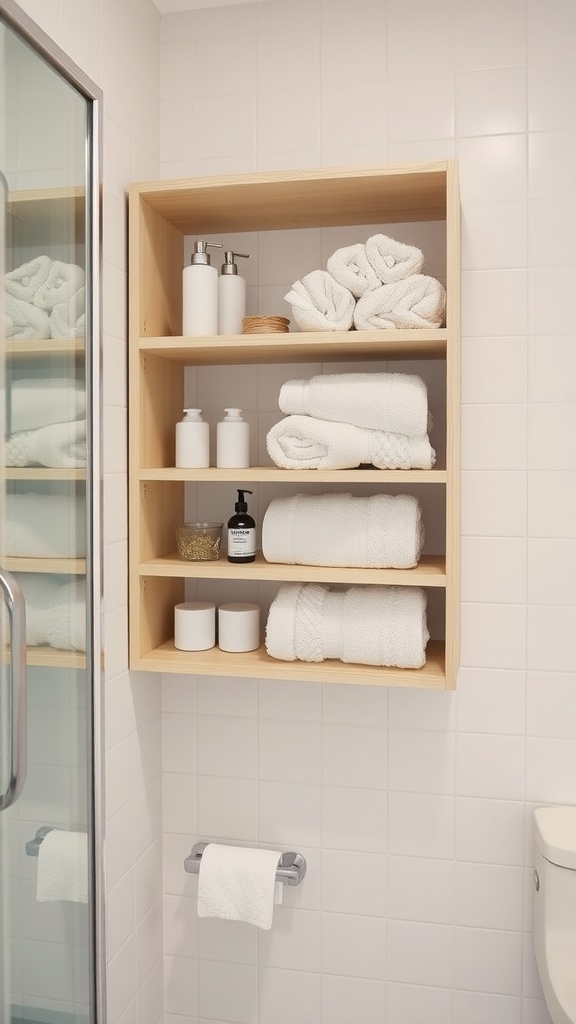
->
[266,370,435,470]
[265,582,429,669]
[284,233,445,332]
[4,255,85,341]
[5,377,86,469]
[14,572,86,652]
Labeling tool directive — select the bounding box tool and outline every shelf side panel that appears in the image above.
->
[444,161,461,689]
[133,576,185,664]
[130,193,184,338]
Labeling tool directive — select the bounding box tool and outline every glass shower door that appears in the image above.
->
[0,7,100,1024]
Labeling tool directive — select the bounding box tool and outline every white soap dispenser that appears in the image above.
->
[183,240,223,336]
[218,250,249,335]
[216,408,250,468]
[175,408,210,468]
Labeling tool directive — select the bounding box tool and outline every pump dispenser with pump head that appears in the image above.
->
[218,250,249,335]
[227,489,256,563]
[175,408,209,468]
[216,407,250,468]
[183,239,223,336]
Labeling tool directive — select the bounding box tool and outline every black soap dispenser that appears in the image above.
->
[227,489,256,563]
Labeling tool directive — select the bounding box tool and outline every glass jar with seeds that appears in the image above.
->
[175,522,223,561]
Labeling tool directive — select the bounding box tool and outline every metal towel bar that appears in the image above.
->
[184,841,306,887]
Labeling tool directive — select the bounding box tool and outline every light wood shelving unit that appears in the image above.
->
[128,162,460,688]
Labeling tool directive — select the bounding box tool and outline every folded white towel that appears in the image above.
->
[266,582,429,668]
[5,491,86,558]
[6,420,86,469]
[326,243,380,298]
[33,261,85,311]
[4,294,50,340]
[198,843,283,930]
[354,275,446,330]
[5,255,52,302]
[36,829,88,903]
[284,269,355,332]
[8,377,86,433]
[16,573,86,651]
[365,233,424,285]
[49,286,85,339]
[267,415,435,471]
[262,492,424,568]
[279,371,429,437]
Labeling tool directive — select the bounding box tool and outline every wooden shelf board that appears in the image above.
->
[140,466,446,484]
[5,338,85,359]
[2,646,86,669]
[140,551,446,586]
[140,329,447,363]
[132,164,448,233]
[4,556,86,574]
[5,468,86,481]
[132,639,446,688]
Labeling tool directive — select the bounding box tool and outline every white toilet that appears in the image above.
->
[533,805,576,1024]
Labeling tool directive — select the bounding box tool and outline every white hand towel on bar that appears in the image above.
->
[8,377,86,433]
[284,269,355,332]
[4,295,50,340]
[33,261,85,311]
[197,843,283,930]
[365,233,424,284]
[5,491,86,557]
[265,582,429,668]
[279,371,429,437]
[266,415,435,471]
[262,492,424,568]
[5,255,52,302]
[6,419,87,469]
[353,275,446,330]
[36,829,88,903]
[326,243,380,297]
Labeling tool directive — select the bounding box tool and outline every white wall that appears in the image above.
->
[159,2,576,1023]
[7,1,163,1022]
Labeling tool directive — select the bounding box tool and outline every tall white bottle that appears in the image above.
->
[182,240,222,336]
[175,408,210,468]
[216,408,250,468]
[218,250,249,335]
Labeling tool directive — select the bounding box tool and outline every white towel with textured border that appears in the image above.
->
[4,295,50,340]
[16,573,86,651]
[354,275,446,330]
[279,371,429,436]
[49,286,85,338]
[284,269,355,331]
[265,582,429,668]
[5,255,52,301]
[8,377,85,433]
[33,260,85,310]
[5,491,86,557]
[37,829,88,903]
[197,843,283,930]
[365,233,424,284]
[6,420,86,469]
[262,492,424,568]
[267,415,435,470]
[326,243,380,297]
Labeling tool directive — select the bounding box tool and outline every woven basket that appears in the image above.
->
[242,315,290,334]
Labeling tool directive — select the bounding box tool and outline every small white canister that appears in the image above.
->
[174,601,216,651]
[218,602,260,653]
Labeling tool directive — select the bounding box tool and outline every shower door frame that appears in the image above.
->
[0,1,104,1022]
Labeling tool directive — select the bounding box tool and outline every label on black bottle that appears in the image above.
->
[228,527,256,558]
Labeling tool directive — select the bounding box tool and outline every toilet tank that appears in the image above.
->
[533,806,576,1024]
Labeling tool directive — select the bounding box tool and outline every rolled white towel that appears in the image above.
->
[279,371,429,437]
[5,491,86,558]
[284,269,355,332]
[326,243,380,298]
[6,420,87,469]
[266,415,435,471]
[5,255,52,302]
[33,261,85,311]
[262,492,424,568]
[4,294,50,341]
[365,233,424,284]
[265,582,429,668]
[8,377,85,433]
[354,275,446,331]
[15,573,86,652]
[49,286,85,338]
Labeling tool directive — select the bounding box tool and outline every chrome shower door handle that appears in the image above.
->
[0,568,27,811]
